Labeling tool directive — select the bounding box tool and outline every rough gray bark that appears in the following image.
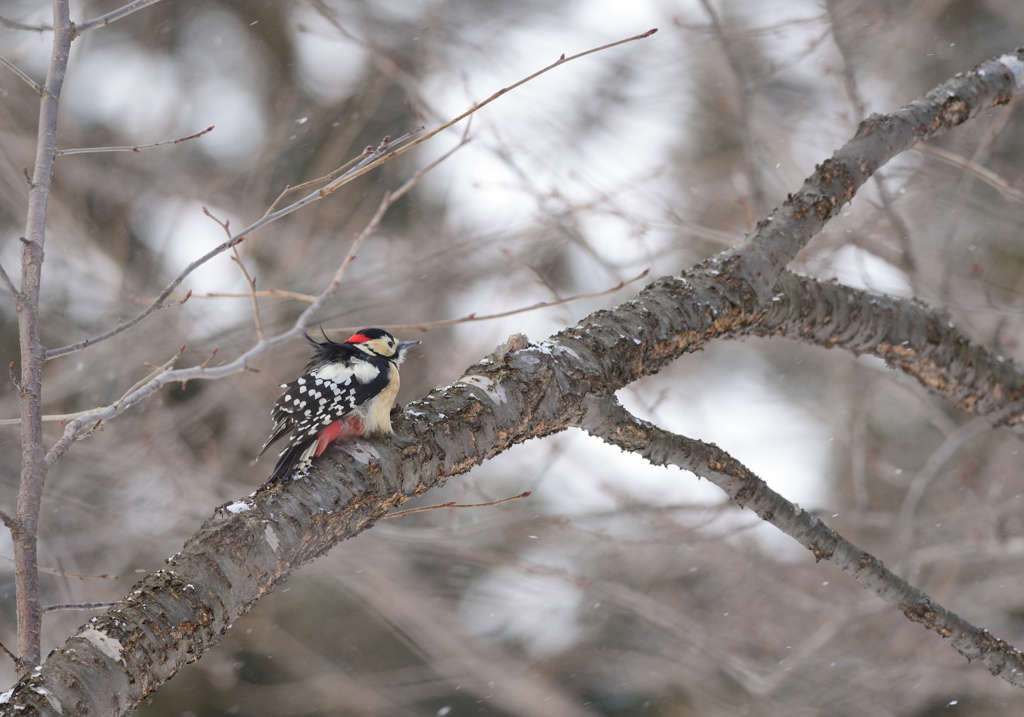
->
[5,32,1024,717]
[733,49,1024,300]
[580,394,1024,684]
[7,254,1024,713]
[756,272,1024,433]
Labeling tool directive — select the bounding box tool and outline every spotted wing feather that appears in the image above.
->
[257,362,389,481]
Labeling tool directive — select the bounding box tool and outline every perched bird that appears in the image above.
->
[257,328,420,482]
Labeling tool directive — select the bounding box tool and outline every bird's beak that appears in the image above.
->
[399,340,421,352]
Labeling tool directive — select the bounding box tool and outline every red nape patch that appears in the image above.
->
[314,416,364,456]
[346,333,370,343]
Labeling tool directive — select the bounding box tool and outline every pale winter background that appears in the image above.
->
[2,0,1024,714]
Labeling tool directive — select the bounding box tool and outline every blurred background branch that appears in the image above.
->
[2,0,1024,715]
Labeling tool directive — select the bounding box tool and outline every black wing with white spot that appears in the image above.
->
[257,361,389,481]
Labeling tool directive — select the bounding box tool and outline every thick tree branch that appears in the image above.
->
[825,0,921,284]
[731,48,1024,301]
[578,395,1024,686]
[0,265,747,712]
[10,246,1024,709]
[753,271,1024,434]
[40,137,472,467]
[6,33,1024,714]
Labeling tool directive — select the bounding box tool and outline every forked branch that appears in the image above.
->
[580,395,1024,685]
[14,0,74,674]
[43,29,658,363]
[0,56,43,94]
[56,125,214,156]
[41,137,474,468]
[71,0,165,37]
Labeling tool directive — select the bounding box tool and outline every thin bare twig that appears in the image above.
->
[312,29,659,200]
[232,248,264,340]
[264,144,375,214]
[0,412,97,426]
[387,270,650,333]
[0,262,21,301]
[201,206,230,236]
[0,346,193,427]
[41,30,655,468]
[4,352,308,427]
[202,206,265,338]
[699,0,766,219]
[0,510,13,530]
[128,270,648,330]
[915,143,1024,204]
[43,31,655,362]
[118,345,186,404]
[0,14,52,32]
[0,554,116,581]
[0,640,21,671]
[384,491,532,519]
[10,248,642,437]
[825,0,918,284]
[0,56,42,95]
[197,348,218,371]
[56,125,214,156]
[41,135,411,362]
[294,134,474,331]
[130,288,316,304]
[43,139,473,468]
[43,602,118,613]
[581,395,1024,686]
[262,129,423,217]
[76,419,104,441]
[71,0,165,37]
[131,348,187,391]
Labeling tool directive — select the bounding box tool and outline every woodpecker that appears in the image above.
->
[257,328,420,482]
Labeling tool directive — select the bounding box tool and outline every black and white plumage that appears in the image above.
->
[257,328,419,482]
